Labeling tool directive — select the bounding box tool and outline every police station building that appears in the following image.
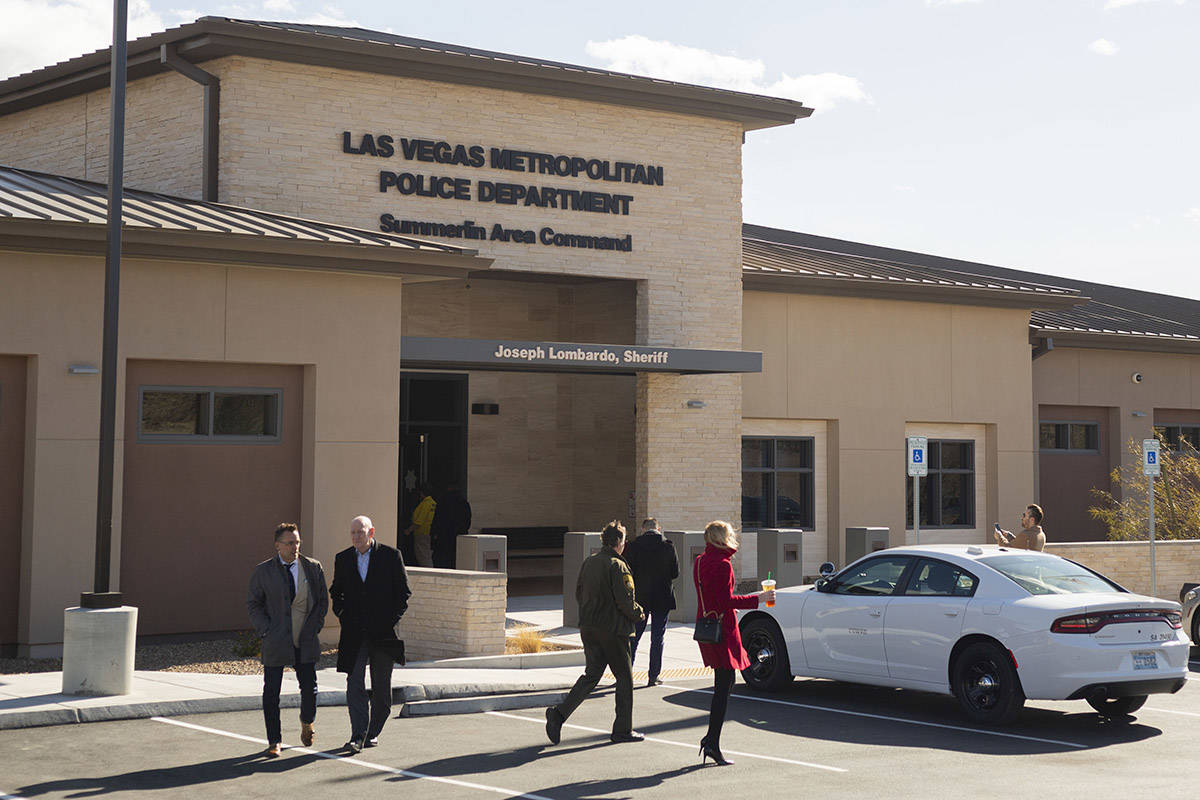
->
[2,18,1198,654]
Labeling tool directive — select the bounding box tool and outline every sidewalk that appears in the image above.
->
[0,596,708,730]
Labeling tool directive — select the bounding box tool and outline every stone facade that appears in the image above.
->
[1046,540,1200,602]
[398,567,506,661]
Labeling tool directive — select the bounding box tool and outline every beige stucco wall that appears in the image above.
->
[398,567,506,661]
[1033,347,1200,483]
[743,291,1036,564]
[0,250,404,651]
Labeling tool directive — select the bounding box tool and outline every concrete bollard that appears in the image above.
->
[62,605,138,696]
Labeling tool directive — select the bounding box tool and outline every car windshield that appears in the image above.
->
[978,554,1124,595]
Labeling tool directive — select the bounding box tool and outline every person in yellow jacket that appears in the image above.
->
[404,484,437,567]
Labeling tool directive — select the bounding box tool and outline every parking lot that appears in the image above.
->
[5,660,1200,800]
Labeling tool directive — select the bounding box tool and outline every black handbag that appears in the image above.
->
[692,559,724,644]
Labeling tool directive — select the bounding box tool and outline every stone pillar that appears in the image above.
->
[62,605,137,695]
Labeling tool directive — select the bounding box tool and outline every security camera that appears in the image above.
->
[1131,372,1144,384]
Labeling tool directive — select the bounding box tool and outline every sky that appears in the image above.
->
[3,0,1198,301]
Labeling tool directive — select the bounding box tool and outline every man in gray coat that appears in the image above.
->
[248,522,329,757]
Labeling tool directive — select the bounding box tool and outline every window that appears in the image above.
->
[831,556,913,596]
[979,554,1123,595]
[905,439,975,528]
[902,558,978,597]
[1154,424,1200,452]
[1040,421,1100,452]
[140,387,281,442]
[741,437,814,529]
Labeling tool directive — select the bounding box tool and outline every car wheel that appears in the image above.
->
[1085,694,1147,718]
[739,616,793,692]
[951,642,1025,725]
[1191,610,1200,647]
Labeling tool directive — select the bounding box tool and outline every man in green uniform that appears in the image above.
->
[546,520,646,745]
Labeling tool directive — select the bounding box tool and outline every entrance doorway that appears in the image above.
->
[398,373,468,560]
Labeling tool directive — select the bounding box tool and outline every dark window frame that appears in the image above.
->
[1153,423,1200,453]
[137,385,283,444]
[1039,420,1101,454]
[741,436,815,530]
[905,438,976,529]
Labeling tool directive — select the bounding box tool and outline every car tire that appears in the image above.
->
[951,642,1025,725]
[1085,694,1147,718]
[739,616,793,692]
[1191,610,1200,647]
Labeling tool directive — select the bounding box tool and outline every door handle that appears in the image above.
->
[869,610,882,617]
[944,611,959,617]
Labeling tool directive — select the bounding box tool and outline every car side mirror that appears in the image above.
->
[815,578,834,593]
[819,561,837,578]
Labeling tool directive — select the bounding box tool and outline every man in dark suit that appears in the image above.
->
[330,514,411,753]
[624,517,678,686]
[247,522,329,757]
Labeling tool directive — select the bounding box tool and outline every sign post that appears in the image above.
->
[907,436,928,545]
[1143,438,1161,597]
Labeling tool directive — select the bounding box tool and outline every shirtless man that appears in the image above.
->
[994,504,1046,551]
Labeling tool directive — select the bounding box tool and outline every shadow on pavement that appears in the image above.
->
[15,749,326,796]
[658,679,1162,755]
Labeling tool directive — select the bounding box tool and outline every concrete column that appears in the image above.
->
[62,605,137,695]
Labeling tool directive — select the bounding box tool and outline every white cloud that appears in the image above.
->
[1185,208,1200,223]
[263,0,295,10]
[1105,0,1187,10]
[585,35,868,113]
[1089,38,1120,55]
[0,0,166,80]
[925,0,983,5]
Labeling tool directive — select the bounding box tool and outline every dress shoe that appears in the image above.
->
[364,737,379,748]
[647,677,663,687]
[544,707,564,745]
[610,730,645,743]
[265,742,282,758]
[699,736,732,766]
[344,736,365,754]
[300,722,315,747]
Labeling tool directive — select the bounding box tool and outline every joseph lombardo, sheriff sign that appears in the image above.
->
[494,344,669,365]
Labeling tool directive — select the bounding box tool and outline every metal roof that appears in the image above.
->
[0,17,811,129]
[743,235,1076,297]
[0,165,466,252]
[743,224,1200,347]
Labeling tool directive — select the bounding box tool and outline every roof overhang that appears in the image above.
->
[402,336,762,375]
[1030,329,1200,355]
[0,218,491,277]
[743,272,1089,311]
[0,18,811,131]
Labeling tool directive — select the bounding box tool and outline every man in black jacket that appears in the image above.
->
[624,518,678,686]
[330,515,411,753]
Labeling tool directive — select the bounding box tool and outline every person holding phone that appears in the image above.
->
[993,504,1046,551]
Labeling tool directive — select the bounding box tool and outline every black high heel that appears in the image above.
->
[699,736,733,766]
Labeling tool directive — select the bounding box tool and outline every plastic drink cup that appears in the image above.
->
[761,578,776,607]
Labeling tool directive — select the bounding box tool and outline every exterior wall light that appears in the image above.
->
[686,400,706,409]
[68,364,99,375]
[1131,411,1147,417]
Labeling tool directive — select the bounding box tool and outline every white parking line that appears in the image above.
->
[659,685,1089,750]
[151,717,554,800]
[1145,706,1200,718]
[486,711,847,772]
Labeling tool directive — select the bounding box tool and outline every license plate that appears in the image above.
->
[1132,650,1158,671]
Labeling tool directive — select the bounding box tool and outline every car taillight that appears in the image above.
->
[1051,609,1181,633]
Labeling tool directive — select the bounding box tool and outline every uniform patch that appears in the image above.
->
[624,574,635,593]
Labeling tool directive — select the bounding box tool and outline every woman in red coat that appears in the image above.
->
[694,520,774,766]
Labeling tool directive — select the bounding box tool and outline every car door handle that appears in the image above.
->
[944,611,959,617]
[869,610,882,617]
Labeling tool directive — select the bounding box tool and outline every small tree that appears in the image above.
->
[1089,437,1200,541]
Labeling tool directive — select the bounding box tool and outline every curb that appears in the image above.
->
[402,690,567,717]
[413,649,586,670]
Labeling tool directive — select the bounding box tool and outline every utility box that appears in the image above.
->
[845,527,890,565]
[456,534,507,574]
[562,532,602,628]
[665,530,706,623]
[757,529,804,588]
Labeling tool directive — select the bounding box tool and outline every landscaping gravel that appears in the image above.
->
[0,637,338,676]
